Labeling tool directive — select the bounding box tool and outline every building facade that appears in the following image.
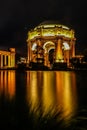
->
[27,21,76,68]
[0,48,15,68]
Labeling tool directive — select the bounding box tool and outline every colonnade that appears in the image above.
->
[0,48,15,68]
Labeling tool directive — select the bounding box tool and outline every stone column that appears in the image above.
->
[1,55,3,68]
[10,54,15,67]
[37,39,41,46]
[27,41,32,64]
[27,42,29,64]
[10,55,12,67]
[64,50,70,66]
[37,39,43,61]
[55,38,63,62]
[70,40,75,57]
[4,55,7,66]
[44,53,49,67]
[9,48,15,67]
[8,55,11,67]
[36,40,39,60]
[13,54,15,67]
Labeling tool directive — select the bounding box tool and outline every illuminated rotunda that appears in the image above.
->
[27,21,76,68]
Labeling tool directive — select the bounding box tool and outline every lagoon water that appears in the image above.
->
[0,70,87,129]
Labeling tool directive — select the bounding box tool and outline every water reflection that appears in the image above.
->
[0,70,16,99]
[42,71,56,116]
[56,72,77,120]
[26,71,77,122]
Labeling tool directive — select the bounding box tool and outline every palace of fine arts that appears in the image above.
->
[0,21,87,70]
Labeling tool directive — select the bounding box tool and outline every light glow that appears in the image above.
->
[63,42,70,50]
[37,24,69,29]
[32,43,37,51]
[27,24,75,40]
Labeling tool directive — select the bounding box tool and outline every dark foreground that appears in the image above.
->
[0,101,87,130]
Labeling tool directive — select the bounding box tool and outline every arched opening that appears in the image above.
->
[49,49,54,64]
[43,41,55,50]
[43,41,55,67]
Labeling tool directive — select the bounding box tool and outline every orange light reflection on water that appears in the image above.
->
[42,71,56,116]
[26,71,77,121]
[26,71,40,113]
[0,71,15,99]
[56,71,77,120]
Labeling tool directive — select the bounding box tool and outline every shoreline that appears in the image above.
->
[0,67,87,71]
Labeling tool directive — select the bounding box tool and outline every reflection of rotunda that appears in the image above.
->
[27,21,76,68]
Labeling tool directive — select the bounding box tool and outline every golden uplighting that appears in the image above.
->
[0,48,15,68]
[27,24,74,40]
[27,21,76,66]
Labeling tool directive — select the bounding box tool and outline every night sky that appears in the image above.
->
[0,0,87,55]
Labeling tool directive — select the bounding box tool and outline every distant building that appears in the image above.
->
[27,21,76,68]
[17,57,27,64]
[0,48,15,68]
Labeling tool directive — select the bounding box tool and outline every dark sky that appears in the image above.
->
[0,0,87,55]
